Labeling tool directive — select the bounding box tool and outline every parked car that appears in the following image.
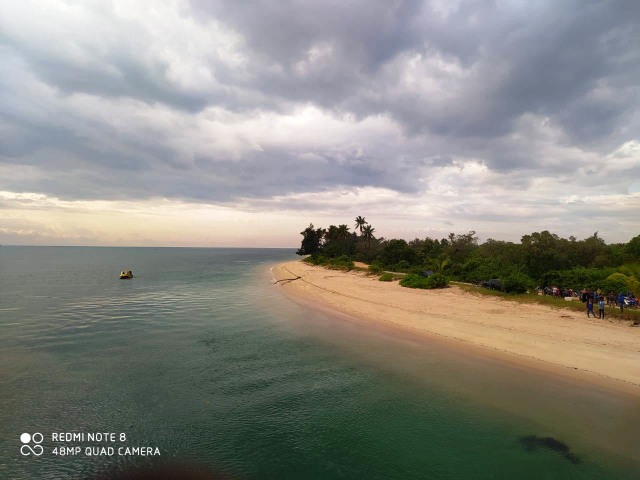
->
[480,279,502,290]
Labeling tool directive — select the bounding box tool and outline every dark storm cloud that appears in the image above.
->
[27,51,209,112]
[487,1,640,145]
[0,0,639,203]
[2,145,422,204]
[371,0,639,150]
[190,0,424,71]
[190,0,639,145]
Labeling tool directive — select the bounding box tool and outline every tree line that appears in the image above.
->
[297,218,640,293]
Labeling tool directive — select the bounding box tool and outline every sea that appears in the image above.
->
[0,246,639,479]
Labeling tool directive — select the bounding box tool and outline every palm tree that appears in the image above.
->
[337,224,351,240]
[362,224,375,249]
[326,225,340,242]
[424,257,450,288]
[354,216,367,234]
[434,257,450,275]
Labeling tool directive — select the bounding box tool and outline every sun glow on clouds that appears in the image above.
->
[0,192,302,247]
[4,160,638,246]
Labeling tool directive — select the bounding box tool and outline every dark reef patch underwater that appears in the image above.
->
[519,435,581,464]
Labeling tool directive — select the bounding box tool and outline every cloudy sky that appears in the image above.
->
[1,0,639,247]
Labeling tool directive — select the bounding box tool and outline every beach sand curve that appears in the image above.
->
[273,261,640,394]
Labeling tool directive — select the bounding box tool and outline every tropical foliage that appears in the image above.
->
[303,253,355,271]
[297,218,640,294]
[399,273,447,289]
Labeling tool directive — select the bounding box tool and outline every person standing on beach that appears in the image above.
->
[598,297,605,319]
[618,292,625,313]
[587,297,596,317]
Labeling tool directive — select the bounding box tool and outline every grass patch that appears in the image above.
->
[379,273,394,282]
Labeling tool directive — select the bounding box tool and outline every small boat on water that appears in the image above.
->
[119,270,133,279]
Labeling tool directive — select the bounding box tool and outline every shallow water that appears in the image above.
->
[0,247,638,479]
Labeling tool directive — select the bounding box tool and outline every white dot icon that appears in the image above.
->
[20,433,31,444]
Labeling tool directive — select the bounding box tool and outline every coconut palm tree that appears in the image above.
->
[337,224,351,240]
[434,257,450,275]
[439,257,450,274]
[354,216,367,234]
[362,224,375,249]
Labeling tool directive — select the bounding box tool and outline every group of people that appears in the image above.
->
[582,289,638,319]
[585,295,606,318]
[539,286,638,319]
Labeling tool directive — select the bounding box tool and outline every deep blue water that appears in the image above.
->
[0,246,638,479]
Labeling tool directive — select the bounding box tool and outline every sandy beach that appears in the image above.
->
[273,260,640,393]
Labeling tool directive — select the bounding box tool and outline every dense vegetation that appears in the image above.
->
[297,218,640,294]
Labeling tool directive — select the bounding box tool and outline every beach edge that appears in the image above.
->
[271,260,640,398]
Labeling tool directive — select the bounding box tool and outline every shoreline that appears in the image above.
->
[272,260,640,397]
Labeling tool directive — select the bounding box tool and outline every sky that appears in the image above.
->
[1,0,639,247]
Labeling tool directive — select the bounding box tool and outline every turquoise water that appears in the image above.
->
[0,246,638,479]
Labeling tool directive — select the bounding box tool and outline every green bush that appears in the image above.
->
[408,265,425,275]
[618,263,640,279]
[426,273,448,288]
[303,254,354,270]
[379,273,393,282]
[604,273,632,294]
[380,239,416,269]
[400,273,448,289]
[368,262,383,274]
[326,255,355,271]
[539,267,614,289]
[614,264,640,293]
[395,260,411,272]
[400,274,429,288]
[460,257,504,284]
[304,253,327,265]
[501,272,533,294]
